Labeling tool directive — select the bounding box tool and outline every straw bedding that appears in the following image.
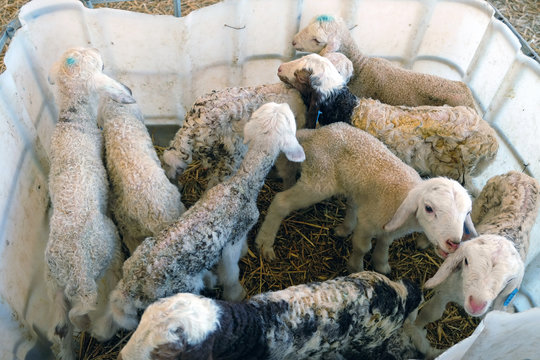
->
[0,0,536,358]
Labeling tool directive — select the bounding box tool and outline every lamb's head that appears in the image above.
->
[243,102,305,162]
[425,234,524,317]
[384,178,477,258]
[292,14,347,54]
[48,47,135,105]
[118,293,220,360]
[277,53,345,100]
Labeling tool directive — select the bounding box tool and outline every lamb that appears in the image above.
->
[98,98,186,254]
[45,47,134,359]
[161,82,306,189]
[255,121,477,275]
[411,171,540,355]
[106,102,306,332]
[117,271,422,360]
[292,14,477,109]
[277,53,498,191]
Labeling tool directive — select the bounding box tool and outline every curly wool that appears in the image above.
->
[162,82,305,188]
[100,99,185,254]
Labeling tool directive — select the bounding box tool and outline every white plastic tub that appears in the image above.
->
[0,0,538,358]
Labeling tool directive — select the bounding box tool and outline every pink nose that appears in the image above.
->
[277,65,282,73]
[468,296,487,315]
[446,239,459,251]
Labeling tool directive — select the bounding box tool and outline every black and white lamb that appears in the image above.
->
[161,82,306,189]
[411,171,540,356]
[256,121,477,275]
[292,14,477,109]
[99,98,186,254]
[277,53,498,192]
[45,47,134,360]
[106,102,306,332]
[117,271,422,360]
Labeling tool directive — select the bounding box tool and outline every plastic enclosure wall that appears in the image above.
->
[0,0,538,358]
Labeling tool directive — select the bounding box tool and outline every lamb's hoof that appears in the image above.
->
[374,262,392,275]
[347,259,364,273]
[260,246,277,261]
[223,285,247,302]
[333,225,353,238]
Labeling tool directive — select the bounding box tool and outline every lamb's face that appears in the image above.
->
[459,236,524,316]
[292,15,339,53]
[119,293,220,360]
[49,47,135,105]
[277,54,345,98]
[415,178,475,258]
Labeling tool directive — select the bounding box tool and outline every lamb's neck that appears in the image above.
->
[336,33,370,72]
[210,301,268,359]
[315,86,359,126]
[57,94,97,126]
[234,145,278,198]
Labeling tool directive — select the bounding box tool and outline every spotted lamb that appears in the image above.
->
[277,53,498,192]
[45,47,134,359]
[117,271,422,360]
[256,121,477,275]
[99,98,186,254]
[105,103,306,333]
[292,14,477,109]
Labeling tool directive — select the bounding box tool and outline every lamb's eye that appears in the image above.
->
[425,205,433,213]
[464,258,469,266]
[313,38,321,44]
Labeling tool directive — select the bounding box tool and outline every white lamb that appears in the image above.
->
[277,53,498,192]
[106,102,305,332]
[162,82,306,189]
[411,171,540,356]
[117,271,422,360]
[45,47,134,359]
[292,14,477,109]
[98,98,186,254]
[255,121,477,275]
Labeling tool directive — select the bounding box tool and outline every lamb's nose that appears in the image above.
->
[277,65,282,73]
[292,40,297,46]
[468,296,487,315]
[446,239,459,251]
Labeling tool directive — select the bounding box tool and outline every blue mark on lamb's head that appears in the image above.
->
[316,15,335,23]
[65,57,77,66]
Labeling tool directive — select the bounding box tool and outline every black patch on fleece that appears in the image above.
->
[400,278,422,317]
[369,280,402,317]
[209,300,272,360]
[337,308,353,337]
[308,85,358,127]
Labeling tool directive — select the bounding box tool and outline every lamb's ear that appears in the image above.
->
[463,213,478,240]
[94,72,136,104]
[384,186,421,232]
[320,37,341,55]
[281,134,305,162]
[294,68,312,85]
[424,248,465,288]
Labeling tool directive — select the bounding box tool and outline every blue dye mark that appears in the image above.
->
[503,288,518,306]
[66,57,76,66]
[316,110,322,125]
[316,15,334,22]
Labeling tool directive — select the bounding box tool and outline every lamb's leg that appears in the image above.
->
[334,197,359,237]
[47,278,75,360]
[216,237,247,301]
[255,182,332,260]
[371,234,394,274]
[348,227,373,272]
